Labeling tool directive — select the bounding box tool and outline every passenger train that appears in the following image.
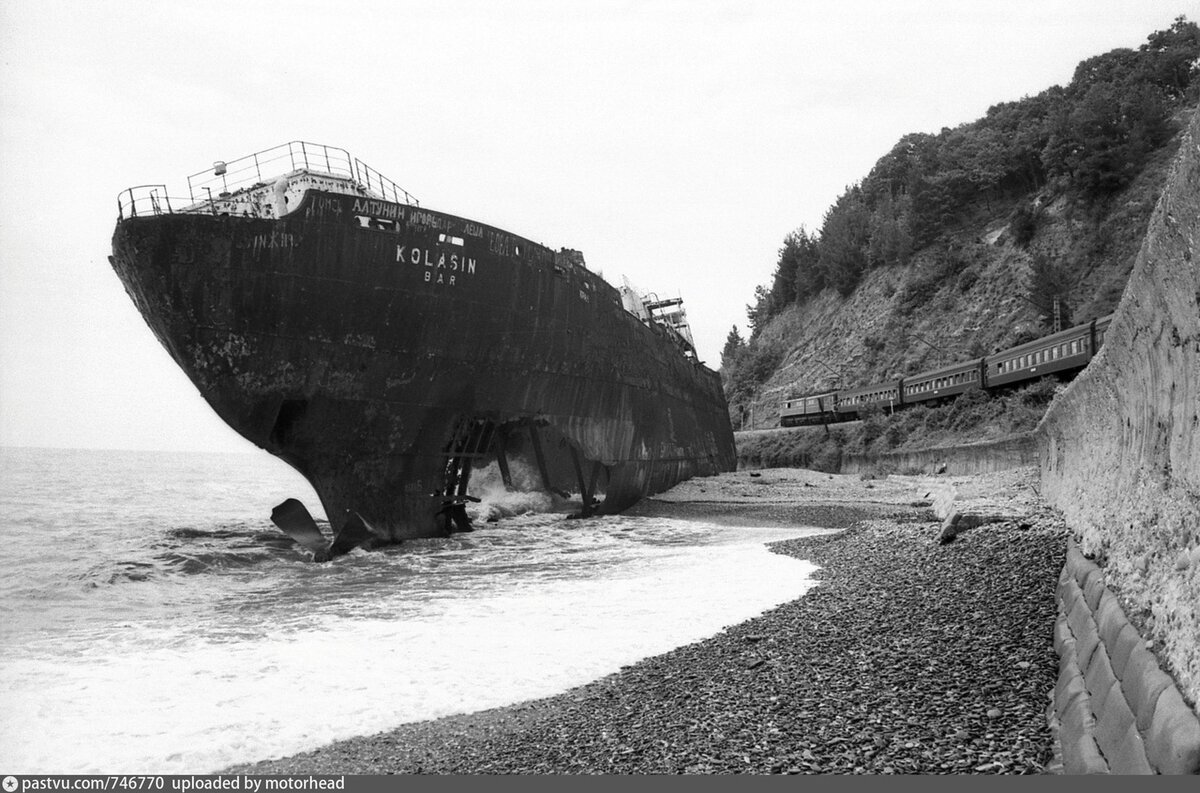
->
[779,314,1113,427]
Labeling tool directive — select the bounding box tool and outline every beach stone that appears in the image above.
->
[937,510,1014,544]
[938,511,963,544]
[219,467,1078,776]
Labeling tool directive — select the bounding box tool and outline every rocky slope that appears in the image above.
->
[736,138,1183,431]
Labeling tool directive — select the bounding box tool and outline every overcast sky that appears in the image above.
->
[0,0,1194,455]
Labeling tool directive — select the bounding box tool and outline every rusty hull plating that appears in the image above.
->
[109,145,736,542]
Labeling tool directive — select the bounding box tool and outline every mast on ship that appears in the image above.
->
[619,278,698,361]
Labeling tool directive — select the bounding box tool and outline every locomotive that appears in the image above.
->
[779,314,1114,427]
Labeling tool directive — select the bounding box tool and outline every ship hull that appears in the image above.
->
[110,190,736,540]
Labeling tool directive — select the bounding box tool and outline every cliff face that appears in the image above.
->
[1039,108,1200,711]
[733,136,1180,430]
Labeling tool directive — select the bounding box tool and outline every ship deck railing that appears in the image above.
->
[117,141,418,220]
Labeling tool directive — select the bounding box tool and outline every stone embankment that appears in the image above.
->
[841,433,1039,478]
[1037,109,1200,731]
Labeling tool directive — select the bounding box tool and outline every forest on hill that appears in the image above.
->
[722,16,1200,439]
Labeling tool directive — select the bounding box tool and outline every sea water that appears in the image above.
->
[0,447,826,774]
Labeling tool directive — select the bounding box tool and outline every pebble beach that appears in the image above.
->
[224,466,1067,775]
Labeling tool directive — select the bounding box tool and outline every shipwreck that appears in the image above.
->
[110,141,737,556]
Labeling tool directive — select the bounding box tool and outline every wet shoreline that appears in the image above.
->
[223,467,1064,775]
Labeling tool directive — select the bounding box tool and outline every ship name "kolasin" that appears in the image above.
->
[396,245,477,286]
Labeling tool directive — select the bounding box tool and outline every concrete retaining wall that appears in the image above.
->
[1052,537,1200,774]
[1037,109,1200,713]
[841,432,1038,476]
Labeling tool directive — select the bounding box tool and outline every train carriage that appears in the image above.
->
[775,313,1114,428]
[986,316,1109,388]
[836,379,902,416]
[902,358,985,405]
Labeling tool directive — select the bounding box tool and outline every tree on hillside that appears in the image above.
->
[1046,79,1172,196]
[865,132,933,198]
[1041,19,1196,197]
[784,227,823,302]
[745,284,772,339]
[721,325,746,371]
[984,90,1061,193]
[769,234,799,308]
[817,187,871,295]
[866,191,914,267]
[1141,16,1200,99]
[746,226,825,327]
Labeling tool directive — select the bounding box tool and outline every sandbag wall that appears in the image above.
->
[1053,538,1200,774]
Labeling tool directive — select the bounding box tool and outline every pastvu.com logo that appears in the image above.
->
[3,776,18,792]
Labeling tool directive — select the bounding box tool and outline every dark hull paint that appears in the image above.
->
[110,190,736,540]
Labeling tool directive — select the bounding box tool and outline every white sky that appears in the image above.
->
[1,0,1195,454]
